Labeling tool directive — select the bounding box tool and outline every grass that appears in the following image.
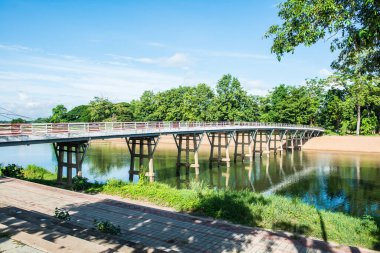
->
[2,164,379,250]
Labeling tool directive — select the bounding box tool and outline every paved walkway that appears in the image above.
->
[0,236,44,253]
[0,177,375,253]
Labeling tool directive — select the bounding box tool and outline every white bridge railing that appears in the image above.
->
[0,121,324,137]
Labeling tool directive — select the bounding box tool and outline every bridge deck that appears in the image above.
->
[0,122,323,146]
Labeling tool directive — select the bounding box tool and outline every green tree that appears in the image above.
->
[328,72,380,135]
[88,97,114,122]
[113,102,133,122]
[50,104,67,123]
[260,82,323,125]
[265,0,380,74]
[11,118,27,124]
[211,74,258,121]
[131,91,158,121]
[179,84,215,121]
[66,105,91,122]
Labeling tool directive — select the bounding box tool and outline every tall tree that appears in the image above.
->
[50,104,67,123]
[66,105,90,122]
[327,72,380,135]
[211,74,258,121]
[265,0,380,74]
[88,97,114,122]
[113,102,133,122]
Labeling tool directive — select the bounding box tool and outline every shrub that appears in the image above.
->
[54,207,71,221]
[72,176,90,191]
[0,164,24,178]
[93,219,121,235]
[24,165,54,180]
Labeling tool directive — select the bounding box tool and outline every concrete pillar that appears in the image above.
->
[53,141,88,185]
[126,136,160,182]
[173,133,203,175]
[207,131,234,168]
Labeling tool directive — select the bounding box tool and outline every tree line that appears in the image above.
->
[21,73,378,135]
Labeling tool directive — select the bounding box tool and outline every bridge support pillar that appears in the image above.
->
[207,131,234,167]
[287,130,298,151]
[173,133,204,175]
[265,130,274,155]
[53,141,88,185]
[126,136,160,182]
[253,131,265,157]
[297,131,307,150]
[276,130,287,154]
[234,130,256,163]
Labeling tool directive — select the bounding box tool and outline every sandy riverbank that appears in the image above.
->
[303,135,380,153]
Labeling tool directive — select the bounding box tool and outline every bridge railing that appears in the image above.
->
[0,122,324,137]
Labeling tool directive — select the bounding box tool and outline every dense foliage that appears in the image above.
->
[41,73,379,135]
[265,0,380,75]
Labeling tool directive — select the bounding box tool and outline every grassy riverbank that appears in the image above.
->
[1,164,379,250]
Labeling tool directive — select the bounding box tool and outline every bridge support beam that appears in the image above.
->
[297,130,307,150]
[275,130,287,154]
[233,130,256,163]
[126,136,160,182]
[173,133,204,175]
[53,141,88,185]
[207,131,234,167]
[287,130,298,151]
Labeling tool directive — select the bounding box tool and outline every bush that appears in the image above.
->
[93,219,121,235]
[0,164,24,178]
[24,165,54,180]
[54,207,71,221]
[72,176,90,191]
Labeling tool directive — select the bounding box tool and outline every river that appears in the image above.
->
[0,141,379,218]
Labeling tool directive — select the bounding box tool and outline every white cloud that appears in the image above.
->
[0,44,39,52]
[0,49,190,118]
[240,78,270,96]
[107,53,192,69]
[146,42,165,48]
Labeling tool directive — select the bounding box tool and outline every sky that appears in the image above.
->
[0,0,336,119]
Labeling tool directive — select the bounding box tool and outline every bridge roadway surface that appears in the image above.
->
[0,177,374,253]
[0,122,323,146]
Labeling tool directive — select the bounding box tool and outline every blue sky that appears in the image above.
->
[0,0,336,119]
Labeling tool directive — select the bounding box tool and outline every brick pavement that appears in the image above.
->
[0,177,376,253]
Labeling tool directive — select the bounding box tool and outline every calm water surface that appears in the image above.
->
[1,142,379,218]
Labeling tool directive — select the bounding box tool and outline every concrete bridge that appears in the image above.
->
[0,122,323,185]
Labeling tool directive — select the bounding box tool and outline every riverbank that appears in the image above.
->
[1,164,379,250]
[303,136,380,153]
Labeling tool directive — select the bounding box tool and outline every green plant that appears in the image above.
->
[24,165,54,180]
[54,207,71,221]
[137,167,148,185]
[93,219,121,235]
[72,176,90,191]
[0,164,24,178]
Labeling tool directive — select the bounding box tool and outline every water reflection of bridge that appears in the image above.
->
[0,122,323,185]
[176,151,317,194]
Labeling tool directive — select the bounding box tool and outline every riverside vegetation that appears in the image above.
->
[0,163,379,250]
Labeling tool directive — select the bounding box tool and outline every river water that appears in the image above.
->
[0,141,379,218]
